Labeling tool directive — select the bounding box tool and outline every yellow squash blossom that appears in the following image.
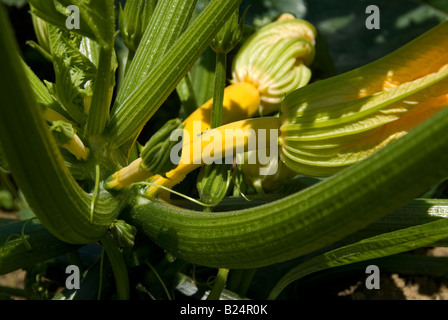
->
[107,17,317,193]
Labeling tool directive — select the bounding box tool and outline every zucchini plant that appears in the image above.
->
[0,0,447,300]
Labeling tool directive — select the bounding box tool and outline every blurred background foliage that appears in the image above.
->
[242,0,447,72]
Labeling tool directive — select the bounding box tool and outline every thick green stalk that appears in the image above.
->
[21,58,68,118]
[124,104,448,269]
[85,45,114,136]
[114,0,197,109]
[211,53,227,128]
[97,247,105,300]
[105,0,243,148]
[237,269,257,297]
[199,51,228,212]
[100,235,130,300]
[84,0,115,136]
[0,5,121,244]
[207,268,229,300]
[267,215,448,300]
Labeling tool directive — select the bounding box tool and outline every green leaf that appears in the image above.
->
[30,13,51,56]
[0,219,80,275]
[27,0,71,30]
[48,24,96,124]
[20,60,63,117]
[49,120,75,145]
[268,212,448,299]
[27,0,93,41]
[58,0,115,46]
[28,0,115,46]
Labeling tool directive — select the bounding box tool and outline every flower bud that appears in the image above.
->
[211,7,246,54]
[119,0,157,52]
[110,220,137,248]
[232,17,316,116]
[49,121,75,145]
[196,163,232,206]
[49,121,90,161]
[240,152,296,193]
[140,118,184,177]
[105,119,184,191]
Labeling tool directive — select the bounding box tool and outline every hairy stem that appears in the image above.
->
[211,53,227,129]
[100,235,130,300]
